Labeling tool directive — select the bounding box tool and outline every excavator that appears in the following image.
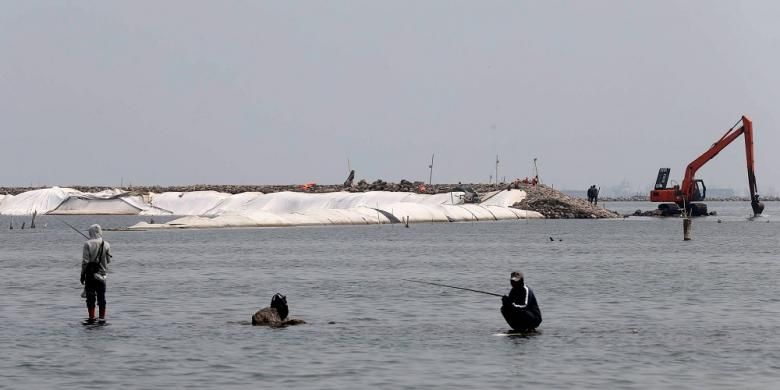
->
[650,115,764,217]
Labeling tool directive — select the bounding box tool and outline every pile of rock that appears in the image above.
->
[347,179,431,193]
[0,182,518,196]
[631,209,663,217]
[511,184,622,219]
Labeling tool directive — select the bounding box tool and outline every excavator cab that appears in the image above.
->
[686,179,708,216]
[691,179,706,201]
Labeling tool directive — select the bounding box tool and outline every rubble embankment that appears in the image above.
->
[511,184,622,219]
[0,181,617,219]
[1,181,506,196]
[0,184,340,196]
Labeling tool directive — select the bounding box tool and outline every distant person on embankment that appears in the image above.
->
[587,185,599,205]
[501,271,542,331]
[80,224,113,324]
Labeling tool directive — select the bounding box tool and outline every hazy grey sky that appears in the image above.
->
[2,1,779,194]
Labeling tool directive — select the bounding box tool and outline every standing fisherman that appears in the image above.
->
[80,224,112,324]
[500,271,542,331]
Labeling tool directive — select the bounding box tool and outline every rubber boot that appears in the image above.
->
[86,307,96,324]
[98,307,106,323]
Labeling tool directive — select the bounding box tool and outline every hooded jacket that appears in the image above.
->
[81,224,112,277]
[502,285,542,330]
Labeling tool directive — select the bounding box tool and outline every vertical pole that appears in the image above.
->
[596,186,600,207]
[683,218,692,241]
[533,158,540,183]
[495,155,499,186]
[428,154,434,186]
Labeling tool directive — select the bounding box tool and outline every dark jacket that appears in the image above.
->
[501,285,542,330]
[587,186,598,200]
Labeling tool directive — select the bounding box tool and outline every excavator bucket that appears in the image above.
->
[751,197,765,216]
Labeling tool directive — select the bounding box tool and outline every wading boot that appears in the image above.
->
[85,307,96,324]
[98,307,106,324]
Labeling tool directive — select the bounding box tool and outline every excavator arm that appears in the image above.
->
[652,115,764,216]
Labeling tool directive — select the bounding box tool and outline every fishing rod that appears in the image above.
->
[402,279,503,297]
[57,217,89,239]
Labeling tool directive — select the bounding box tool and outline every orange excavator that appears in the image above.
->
[650,115,764,217]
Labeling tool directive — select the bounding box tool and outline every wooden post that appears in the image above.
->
[683,218,692,241]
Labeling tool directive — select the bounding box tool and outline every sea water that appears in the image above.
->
[0,201,778,389]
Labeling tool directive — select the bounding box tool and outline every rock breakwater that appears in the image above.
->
[1,182,623,219]
[0,182,513,196]
[512,184,621,219]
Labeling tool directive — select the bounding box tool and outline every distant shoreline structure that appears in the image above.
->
[0,185,551,226]
[598,195,779,202]
[1,184,776,201]
[0,183,624,220]
[1,183,493,196]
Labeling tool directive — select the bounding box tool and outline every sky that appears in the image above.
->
[1,1,779,196]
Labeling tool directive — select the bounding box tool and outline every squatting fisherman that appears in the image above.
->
[80,224,112,324]
[501,271,542,331]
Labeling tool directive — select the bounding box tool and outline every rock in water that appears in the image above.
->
[251,293,306,327]
[251,306,284,326]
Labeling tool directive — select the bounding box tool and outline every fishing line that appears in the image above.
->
[57,217,89,239]
[402,279,502,297]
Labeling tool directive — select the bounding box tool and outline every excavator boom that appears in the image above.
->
[650,115,763,216]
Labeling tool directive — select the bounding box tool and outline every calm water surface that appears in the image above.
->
[1,201,778,389]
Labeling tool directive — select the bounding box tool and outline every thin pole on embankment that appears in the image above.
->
[428,154,435,186]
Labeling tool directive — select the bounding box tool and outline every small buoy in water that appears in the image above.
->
[632,329,639,334]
